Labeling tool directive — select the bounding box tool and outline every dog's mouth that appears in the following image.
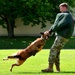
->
[45,35,49,40]
[40,32,50,40]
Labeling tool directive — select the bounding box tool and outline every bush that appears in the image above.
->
[0,36,75,49]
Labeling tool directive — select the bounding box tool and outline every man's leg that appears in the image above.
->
[55,51,60,72]
[42,36,69,72]
[54,36,69,72]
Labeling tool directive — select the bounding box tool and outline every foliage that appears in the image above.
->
[19,0,52,28]
[0,0,19,26]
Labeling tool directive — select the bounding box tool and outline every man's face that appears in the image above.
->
[59,6,67,12]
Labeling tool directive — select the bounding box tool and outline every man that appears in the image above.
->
[42,3,74,72]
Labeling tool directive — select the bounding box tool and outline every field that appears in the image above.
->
[0,49,75,75]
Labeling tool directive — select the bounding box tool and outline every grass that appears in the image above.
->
[0,36,75,49]
[0,49,75,75]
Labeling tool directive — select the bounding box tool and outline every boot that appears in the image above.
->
[55,58,60,72]
[41,63,53,73]
[55,64,60,72]
[55,52,60,72]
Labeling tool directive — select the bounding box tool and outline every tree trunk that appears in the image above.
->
[7,23,14,38]
[5,17,14,38]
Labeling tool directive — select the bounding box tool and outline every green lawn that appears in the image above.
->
[0,49,75,75]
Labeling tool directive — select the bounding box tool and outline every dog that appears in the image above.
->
[3,32,50,72]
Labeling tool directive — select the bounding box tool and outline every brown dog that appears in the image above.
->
[3,32,50,72]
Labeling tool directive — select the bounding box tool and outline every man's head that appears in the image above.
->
[59,3,68,12]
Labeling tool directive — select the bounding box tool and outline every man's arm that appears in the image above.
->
[49,14,70,32]
[44,13,71,35]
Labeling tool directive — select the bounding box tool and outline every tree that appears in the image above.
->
[0,0,75,37]
[0,0,21,37]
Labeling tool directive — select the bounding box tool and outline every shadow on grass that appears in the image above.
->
[55,71,75,73]
[14,72,42,74]
[14,71,75,74]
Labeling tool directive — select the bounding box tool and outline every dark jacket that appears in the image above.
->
[49,11,74,39]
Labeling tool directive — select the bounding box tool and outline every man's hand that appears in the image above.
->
[44,30,53,37]
[44,31,50,36]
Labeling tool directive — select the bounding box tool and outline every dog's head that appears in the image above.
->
[40,31,50,40]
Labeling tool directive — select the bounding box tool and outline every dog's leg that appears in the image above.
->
[3,55,21,60]
[10,64,19,72]
[3,57,8,60]
[10,59,25,72]
[3,56,14,60]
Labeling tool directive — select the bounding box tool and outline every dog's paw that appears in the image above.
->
[3,58,8,60]
[10,68,12,72]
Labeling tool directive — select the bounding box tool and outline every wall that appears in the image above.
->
[0,18,51,36]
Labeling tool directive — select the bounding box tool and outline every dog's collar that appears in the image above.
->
[41,37,46,42]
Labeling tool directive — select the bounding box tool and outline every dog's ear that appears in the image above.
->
[40,32,44,35]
